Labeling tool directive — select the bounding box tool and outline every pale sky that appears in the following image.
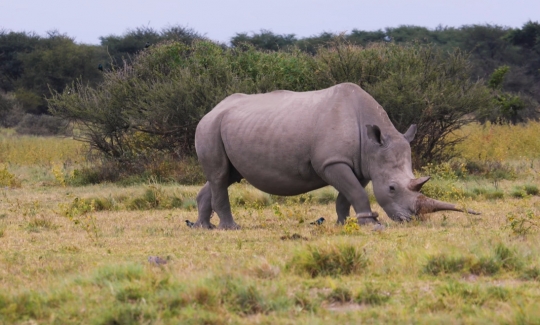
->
[0,0,538,45]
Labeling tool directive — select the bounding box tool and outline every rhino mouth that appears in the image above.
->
[387,210,415,222]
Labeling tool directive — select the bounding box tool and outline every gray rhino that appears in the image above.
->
[194,83,477,229]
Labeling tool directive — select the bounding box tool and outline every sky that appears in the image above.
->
[0,0,538,45]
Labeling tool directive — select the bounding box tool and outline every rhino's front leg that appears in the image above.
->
[335,192,351,225]
[323,163,378,225]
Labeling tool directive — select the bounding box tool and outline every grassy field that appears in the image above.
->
[1,123,540,324]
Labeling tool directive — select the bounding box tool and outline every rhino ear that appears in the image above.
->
[403,124,417,143]
[366,124,384,146]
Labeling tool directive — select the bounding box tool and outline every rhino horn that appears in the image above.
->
[415,195,480,215]
[408,176,431,192]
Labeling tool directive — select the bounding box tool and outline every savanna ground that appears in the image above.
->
[1,123,540,324]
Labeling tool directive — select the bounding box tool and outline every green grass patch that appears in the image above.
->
[354,283,391,305]
[511,184,539,198]
[464,186,505,200]
[288,243,369,277]
[326,286,352,303]
[424,244,524,276]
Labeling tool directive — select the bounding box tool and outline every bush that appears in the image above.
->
[125,185,186,210]
[0,93,24,127]
[288,243,368,277]
[49,39,493,176]
[0,164,21,188]
[315,41,492,167]
[511,184,539,198]
[15,114,70,136]
[354,284,391,305]
[424,244,524,276]
[326,287,352,303]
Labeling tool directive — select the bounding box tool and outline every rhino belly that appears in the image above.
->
[232,158,327,196]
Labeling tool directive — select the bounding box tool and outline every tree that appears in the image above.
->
[315,40,492,166]
[231,29,297,51]
[15,31,106,114]
[48,40,317,166]
[50,39,492,172]
[99,25,204,69]
[0,30,40,92]
[506,21,540,52]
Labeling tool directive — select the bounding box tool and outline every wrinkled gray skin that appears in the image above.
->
[194,83,478,229]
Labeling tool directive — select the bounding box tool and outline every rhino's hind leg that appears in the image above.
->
[194,182,216,229]
[210,176,241,230]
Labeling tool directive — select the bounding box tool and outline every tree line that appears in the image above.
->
[1,22,539,127]
[1,22,539,183]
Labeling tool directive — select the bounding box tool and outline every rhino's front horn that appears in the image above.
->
[408,176,431,192]
[415,195,480,215]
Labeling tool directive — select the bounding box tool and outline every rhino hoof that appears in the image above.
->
[357,217,379,225]
[218,222,241,230]
[193,221,216,229]
[356,212,380,225]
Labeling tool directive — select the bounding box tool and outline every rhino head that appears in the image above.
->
[366,124,478,222]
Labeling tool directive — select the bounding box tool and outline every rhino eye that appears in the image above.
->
[389,186,396,192]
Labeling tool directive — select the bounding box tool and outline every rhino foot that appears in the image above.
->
[218,221,241,230]
[356,212,380,226]
[193,221,216,229]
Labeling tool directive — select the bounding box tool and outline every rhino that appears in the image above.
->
[194,83,478,229]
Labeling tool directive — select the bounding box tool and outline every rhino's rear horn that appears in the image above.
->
[403,124,417,143]
[408,176,431,192]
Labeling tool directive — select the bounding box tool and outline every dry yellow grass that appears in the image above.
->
[0,129,86,166]
[453,121,540,162]
[1,124,540,323]
[1,181,540,323]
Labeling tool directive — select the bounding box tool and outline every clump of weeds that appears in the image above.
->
[288,243,369,277]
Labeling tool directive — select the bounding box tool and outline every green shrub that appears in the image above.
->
[67,168,102,186]
[484,188,504,200]
[326,287,352,303]
[126,185,186,210]
[520,267,540,281]
[92,264,144,285]
[0,164,21,188]
[523,184,539,195]
[49,39,493,177]
[15,114,70,136]
[354,283,391,305]
[288,243,368,277]
[468,257,501,276]
[511,184,539,198]
[115,284,146,302]
[424,255,472,275]
[425,244,524,276]
[211,276,268,315]
[493,243,524,271]
[506,210,539,236]
[417,162,466,200]
[463,160,516,180]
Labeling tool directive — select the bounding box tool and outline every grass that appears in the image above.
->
[0,123,540,323]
